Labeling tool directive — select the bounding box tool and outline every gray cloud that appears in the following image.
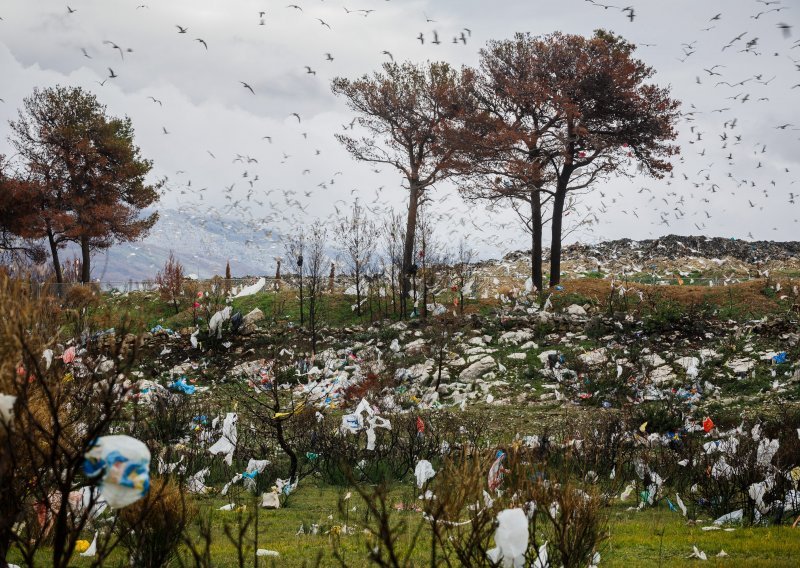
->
[0,0,798,271]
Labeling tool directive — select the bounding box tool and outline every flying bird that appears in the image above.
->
[176,25,188,33]
[241,81,255,94]
[67,6,76,14]
[317,18,331,29]
[107,67,118,78]
[196,38,208,49]
[290,112,301,122]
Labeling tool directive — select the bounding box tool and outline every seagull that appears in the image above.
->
[241,81,255,94]
[317,18,331,29]
[325,52,334,61]
[102,41,125,60]
[176,25,188,33]
[196,38,208,49]
[304,66,316,75]
[287,4,303,11]
[290,112,301,123]
[107,67,118,78]
[67,6,76,14]
[81,47,91,59]
[382,50,394,61]
[147,96,163,106]
[417,32,424,44]
[432,30,441,45]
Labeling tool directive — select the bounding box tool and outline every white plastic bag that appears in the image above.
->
[83,435,150,509]
[208,413,238,465]
[414,460,436,488]
[487,508,529,568]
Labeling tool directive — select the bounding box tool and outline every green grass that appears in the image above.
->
[15,482,799,567]
[604,505,800,567]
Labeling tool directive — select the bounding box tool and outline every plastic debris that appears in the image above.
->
[208,413,238,465]
[168,377,196,394]
[0,394,16,426]
[234,277,266,298]
[209,306,232,338]
[415,460,436,488]
[689,545,707,561]
[486,508,529,568]
[83,436,150,509]
[80,531,98,557]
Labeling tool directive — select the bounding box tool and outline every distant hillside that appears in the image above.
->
[70,209,280,282]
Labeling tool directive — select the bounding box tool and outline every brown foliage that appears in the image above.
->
[5,86,160,282]
[155,251,185,314]
[0,273,140,567]
[118,477,197,568]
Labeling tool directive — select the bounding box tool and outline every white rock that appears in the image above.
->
[579,348,607,366]
[643,353,666,367]
[650,366,677,385]
[499,330,534,345]
[459,356,496,382]
[566,304,587,316]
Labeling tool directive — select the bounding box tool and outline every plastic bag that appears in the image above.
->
[414,460,436,488]
[208,413,237,465]
[486,508,529,568]
[168,377,196,394]
[83,435,150,509]
[0,393,16,426]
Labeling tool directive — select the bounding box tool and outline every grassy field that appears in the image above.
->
[15,481,800,567]
[24,276,798,567]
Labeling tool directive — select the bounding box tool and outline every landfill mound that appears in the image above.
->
[498,235,800,279]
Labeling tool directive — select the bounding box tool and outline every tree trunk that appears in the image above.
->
[80,236,91,283]
[549,189,567,287]
[47,228,63,284]
[530,189,543,292]
[274,418,297,484]
[401,182,421,318]
[355,268,362,317]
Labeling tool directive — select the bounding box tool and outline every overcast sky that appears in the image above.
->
[1,0,799,264]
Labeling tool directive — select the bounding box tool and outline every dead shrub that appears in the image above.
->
[118,477,197,568]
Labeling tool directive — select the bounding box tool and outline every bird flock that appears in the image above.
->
[0,0,798,276]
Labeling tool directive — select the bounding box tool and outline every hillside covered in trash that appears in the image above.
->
[497,235,800,281]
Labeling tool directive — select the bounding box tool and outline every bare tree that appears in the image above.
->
[336,200,378,317]
[0,273,166,567]
[155,251,185,314]
[452,239,477,316]
[283,231,306,327]
[332,62,474,316]
[303,223,328,353]
[381,209,405,318]
[414,203,447,319]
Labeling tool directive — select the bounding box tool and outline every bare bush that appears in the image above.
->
[155,251,185,314]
